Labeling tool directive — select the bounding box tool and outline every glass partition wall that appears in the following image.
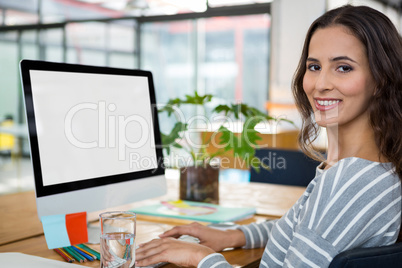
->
[0,5,271,195]
[1,0,399,195]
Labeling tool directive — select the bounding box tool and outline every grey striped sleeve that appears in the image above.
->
[197,220,279,268]
[237,220,278,249]
[197,253,232,268]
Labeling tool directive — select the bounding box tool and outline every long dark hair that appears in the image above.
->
[292,5,402,181]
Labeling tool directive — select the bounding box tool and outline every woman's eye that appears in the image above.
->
[307,64,321,71]
[337,65,353,73]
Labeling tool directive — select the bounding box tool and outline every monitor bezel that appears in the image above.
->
[20,60,165,198]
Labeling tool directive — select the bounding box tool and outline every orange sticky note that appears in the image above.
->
[65,212,88,245]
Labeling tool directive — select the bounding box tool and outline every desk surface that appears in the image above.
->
[0,178,305,267]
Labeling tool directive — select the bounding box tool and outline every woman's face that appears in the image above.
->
[303,25,376,128]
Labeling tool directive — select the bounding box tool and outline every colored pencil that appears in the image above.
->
[123,244,130,260]
[78,244,101,260]
[70,246,88,262]
[59,248,75,262]
[74,245,97,260]
[69,246,88,261]
[71,245,94,261]
[64,247,84,263]
[54,248,73,263]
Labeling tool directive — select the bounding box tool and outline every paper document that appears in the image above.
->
[0,253,86,267]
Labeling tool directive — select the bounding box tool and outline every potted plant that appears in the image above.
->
[158,91,293,204]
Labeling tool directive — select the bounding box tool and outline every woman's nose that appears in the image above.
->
[315,70,334,92]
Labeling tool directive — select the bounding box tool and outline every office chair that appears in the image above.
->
[250,148,321,187]
[328,242,402,268]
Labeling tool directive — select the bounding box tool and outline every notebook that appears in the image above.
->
[131,200,256,223]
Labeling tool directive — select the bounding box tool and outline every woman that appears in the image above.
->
[136,5,402,267]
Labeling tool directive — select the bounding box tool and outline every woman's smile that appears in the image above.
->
[314,98,342,111]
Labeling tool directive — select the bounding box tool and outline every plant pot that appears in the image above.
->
[179,165,219,204]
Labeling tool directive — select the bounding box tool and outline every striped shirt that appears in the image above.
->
[198,157,401,268]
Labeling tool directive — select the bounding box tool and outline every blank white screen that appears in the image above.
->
[29,70,157,186]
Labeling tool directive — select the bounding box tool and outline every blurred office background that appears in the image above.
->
[0,0,401,195]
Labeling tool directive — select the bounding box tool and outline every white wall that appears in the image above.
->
[269,0,325,126]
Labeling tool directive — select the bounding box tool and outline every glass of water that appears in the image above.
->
[100,211,136,268]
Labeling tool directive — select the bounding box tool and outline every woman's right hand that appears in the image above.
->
[159,222,246,252]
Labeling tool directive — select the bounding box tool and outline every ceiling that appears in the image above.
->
[0,0,399,26]
[0,0,272,23]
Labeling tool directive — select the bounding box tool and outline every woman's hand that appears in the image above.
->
[135,237,215,267]
[159,222,246,252]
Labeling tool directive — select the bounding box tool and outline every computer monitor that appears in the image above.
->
[20,60,166,218]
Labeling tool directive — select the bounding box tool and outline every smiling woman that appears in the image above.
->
[293,5,402,173]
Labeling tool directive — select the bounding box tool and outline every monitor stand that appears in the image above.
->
[87,223,101,244]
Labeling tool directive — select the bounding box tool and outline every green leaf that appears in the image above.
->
[168,98,183,106]
[241,117,263,145]
[213,104,231,115]
[232,104,241,119]
[184,91,213,105]
[160,122,187,148]
[248,106,266,117]
[159,92,214,118]
[160,133,171,155]
[216,117,264,162]
[240,103,250,117]
[217,126,235,152]
[158,98,183,116]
